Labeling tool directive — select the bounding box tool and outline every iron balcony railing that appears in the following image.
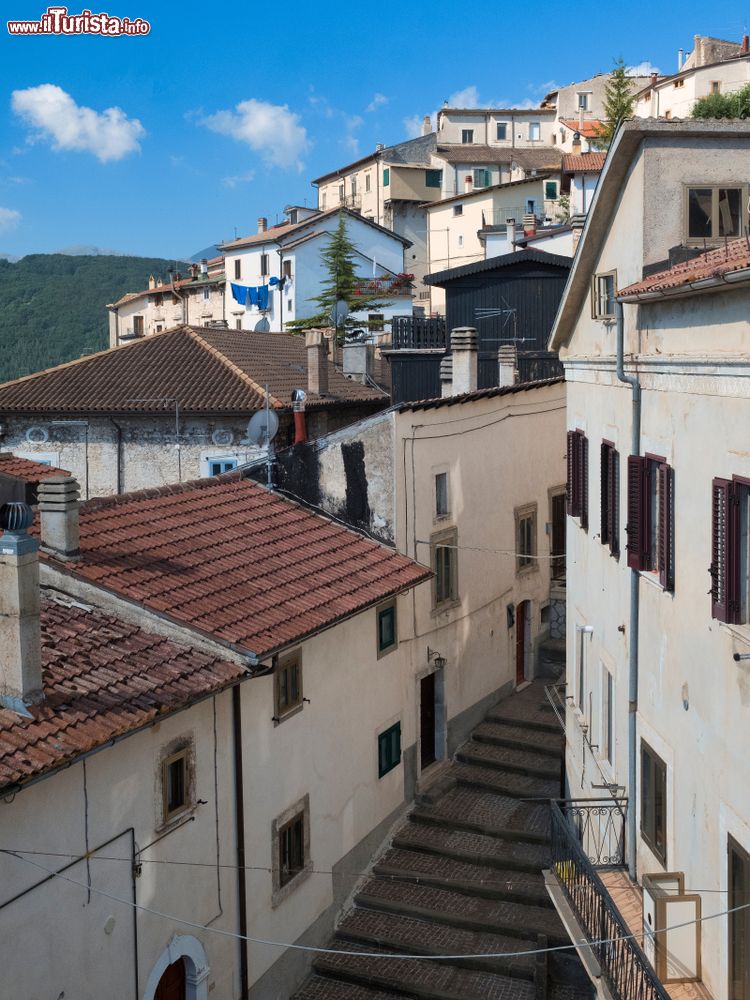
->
[517,350,564,384]
[550,800,670,1000]
[391,315,447,350]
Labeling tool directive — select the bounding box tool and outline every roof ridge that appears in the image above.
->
[187,328,284,409]
[82,467,246,513]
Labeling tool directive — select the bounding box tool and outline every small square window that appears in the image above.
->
[203,287,210,301]
[377,601,397,655]
[235,319,242,330]
[208,458,237,476]
[473,168,491,188]
[515,504,537,573]
[496,122,508,141]
[710,80,721,95]
[378,722,401,777]
[275,651,303,721]
[544,181,558,200]
[461,129,474,144]
[453,204,463,217]
[591,271,616,319]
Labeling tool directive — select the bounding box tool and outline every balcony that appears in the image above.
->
[338,192,361,210]
[390,314,447,350]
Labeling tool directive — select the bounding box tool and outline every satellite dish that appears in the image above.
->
[330,299,349,326]
[247,409,279,447]
[254,317,271,333]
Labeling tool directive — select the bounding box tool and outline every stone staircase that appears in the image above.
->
[294,680,592,1000]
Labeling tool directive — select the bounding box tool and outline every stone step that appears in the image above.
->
[473,720,563,758]
[412,785,550,842]
[549,983,596,1000]
[374,847,552,907]
[355,876,569,946]
[452,761,560,799]
[392,821,550,873]
[293,973,411,999]
[456,739,561,779]
[312,943,538,1000]
[485,699,561,735]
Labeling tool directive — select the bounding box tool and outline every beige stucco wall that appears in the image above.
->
[108,283,226,347]
[437,110,557,147]
[635,61,750,119]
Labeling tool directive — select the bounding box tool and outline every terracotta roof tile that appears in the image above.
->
[561,152,607,174]
[560,119,604,139]
[618,239,750,298]
[0,453,71,482]
[0,326,387,415]
[43,478,431,658]
[0,599,245,792]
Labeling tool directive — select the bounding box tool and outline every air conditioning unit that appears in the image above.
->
[642,872,701,983]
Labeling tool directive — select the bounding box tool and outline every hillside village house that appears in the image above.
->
[539,73,652,151]
[219,206,413,332]
[107,257,226,346]
[0,325,387,496]
[547,118,750,1000]
[0,472,430,999]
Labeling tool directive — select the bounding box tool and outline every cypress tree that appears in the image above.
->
[594,57,636,149]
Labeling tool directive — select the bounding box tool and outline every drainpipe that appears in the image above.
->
[232,686,249,999]
[616,299,641,882]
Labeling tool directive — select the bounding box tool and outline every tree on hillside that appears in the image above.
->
[593,57,636,149]
[691,83,750,119]
[286,211,389,340]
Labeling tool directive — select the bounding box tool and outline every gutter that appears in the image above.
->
[232,686,250,999]
[618,266,750,303]
[615,300,640,883]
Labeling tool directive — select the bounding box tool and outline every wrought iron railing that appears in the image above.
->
[517,351,564,383]
[390,315,447,350]
[550,800,670,1000]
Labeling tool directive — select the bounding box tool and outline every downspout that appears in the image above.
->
[232,685,250,999]
[615,299,641,882]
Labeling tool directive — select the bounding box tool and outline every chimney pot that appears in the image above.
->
[38,476,81,559]
[497,345,518,387]
[0,501,42,708]
[305,330,329,397]
[523,212,537,238]
[148,274,156,290]
[439,355,453,397]
[743,35,749,54]
[449,327,478,395]
[257,217,268,234]
[650,72,658,87]
[422,114,431,136]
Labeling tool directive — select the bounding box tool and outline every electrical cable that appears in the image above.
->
[1,848,745,960]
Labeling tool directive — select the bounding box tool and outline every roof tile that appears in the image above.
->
[618,239,750,297]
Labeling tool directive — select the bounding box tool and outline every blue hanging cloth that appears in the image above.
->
[231,283,248,305]
[269,276,280,287]
[257,285,269,310]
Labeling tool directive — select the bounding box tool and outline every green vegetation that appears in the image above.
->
[0,253,182,382]
[691,83,750,119]
[593,57,636,149]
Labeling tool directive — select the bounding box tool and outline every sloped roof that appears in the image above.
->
[562,151,607,174]
[0,598,245,792]
[0,453,71,482]
[110,272,225,308]
[560,119,604,139]
[220,207,410,251]
[618,239,750,300]
[425,247,572,286]
[398,377,564,412]
[311,134,437,184]
[426,173,554,209]
[46,477,431,659]
[0,326,388,415]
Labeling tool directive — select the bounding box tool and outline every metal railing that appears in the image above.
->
[391,315,447,350]
[517,351,564,384]
[550,800,670,1000]
[545,682,567,731]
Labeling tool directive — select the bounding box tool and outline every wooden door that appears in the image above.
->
[730,837,750,1000]
[516,601,530,686]
[155,959,186,1000]
[551,493,566,580]
[420,673,436,769]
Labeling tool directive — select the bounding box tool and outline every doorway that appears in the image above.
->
[420,672,436,769]
[155,959,186,1000]
[551,492,566,581]
[729,836,750,1000]
[516,600,532,686]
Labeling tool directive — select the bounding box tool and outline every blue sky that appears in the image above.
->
[0,0,745,259]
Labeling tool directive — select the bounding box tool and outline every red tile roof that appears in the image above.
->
[618,240,750,298]
[46,477,431,659]
[112,272,225,306]
[560,119,604,140]
[0,326,388,415]
[0,453,71,482]
[0,598,245,792]
[562,152,607,174]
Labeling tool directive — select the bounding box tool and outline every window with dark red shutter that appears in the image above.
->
[580,435,589,531]
[627,455,675,590]
[567,429,588,529]
[658,464,674,591]
[601,441,620,557]
[711,477,741,623]
[627,456,648,570]
[567,430,577,516]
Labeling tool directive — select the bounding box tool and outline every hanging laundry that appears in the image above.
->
[231,283,248,305]
[269,276,280,287]
[257,285,269,310]
[248,286,259,307]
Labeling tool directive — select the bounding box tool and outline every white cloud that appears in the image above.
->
[627,61,660,77]
[11,84,144,162]
[202,98,309,171]
[403,114,425,139]
[0,207,21,232]
[447,85,481,107]
[367,93,388,112]
[222,170,255,189]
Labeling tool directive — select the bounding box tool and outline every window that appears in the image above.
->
[271,793,311,903]
[432,528,458,608]
[425,168,442,188]
[435,472,449,519]
[473,168,491,188]
[674,78,685,89]
[338,183,344,203]
[577,626,587,712]
[600,441,620,558]
[365,173,371,193]
[287,299,293,310]
[156,324,163,333]
[461,129,474,144]
[153,292,163,307]
[710,476,750,623]
[710,80,721,95]
[728,836,750,1000]
[577,92,591,111]
[378,722,401,777]
[351,176,357,196]
[641,741,667,864]
[567,429,589,530]
[686,185,746,242]
[601,665,613,765]
[528,122,541,141]
[515,504,537,573]
[496,122,508,141]
[626,455,674,590]
[203,287,210,301]
[377,601,397,655]
[161,745,192,825]
[383,167,390,186]
[235,319,242,330]
[208,458,237,476]
[274,650,303,721]
[234,259,241,280]
[591,271,617,319]
[260,253,269,277]
[282,259,293,279]
[544,180,558,200]
[453,204,463,217]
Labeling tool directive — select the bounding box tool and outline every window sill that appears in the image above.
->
[638,571,673,596]
[272,861,313,908]
[377,641,398,660]
[431,598,461,618]
[273,703,304,727]
[155,804,196,835]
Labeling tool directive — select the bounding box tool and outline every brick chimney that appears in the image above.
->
[742,35,749,54]
[422,115,431,136]
[523,213,537,238]
[38,476,80,559]
[498,345,518,387]
[306,330,329,396]
[439,354,453,397]
[450,327,478,395]
[0,502,42,709]
[257,217,268,234]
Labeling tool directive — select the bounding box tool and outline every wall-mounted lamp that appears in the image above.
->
[576,624,594,635]
[427,647,447,670]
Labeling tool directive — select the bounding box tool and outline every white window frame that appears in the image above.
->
[528,122,541,141]
[591,271,617,320]
[600,662,614,770]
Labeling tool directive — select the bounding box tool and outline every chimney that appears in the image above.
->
[257,217,267,234]
[343,341,375,384]
[148,274,156,290]
[497,345,518,387]
[292,389,307,445]
[506,218,516,252]
[742,35,749,54]
[578,106,584,129]
[0,502,42,710]
[38,476,80,559]
[439,354,453,397]
[650,72,658,88]
[523,213,537,238]
[678,48,684,70]
[421,114,431,136]
[200,258,208,275]
[464,174,473,193]
[450,327,478,395]
[570,213,586,256]
[572,131,582,154]
[375,143,384,152]
[305,330,329,397]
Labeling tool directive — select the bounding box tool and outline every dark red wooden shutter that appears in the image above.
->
[567,431,577,516]
[711,478,741,622]
[609,448,619,557]
[658,464,674,591]
[580,434,589,531]
[600,442,610,546]
[626,456,648,570]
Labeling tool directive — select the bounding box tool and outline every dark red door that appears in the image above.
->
[420,672,436,769]
[551,493,566,580]
[516,601,530,686]
[155,959,186,1000]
